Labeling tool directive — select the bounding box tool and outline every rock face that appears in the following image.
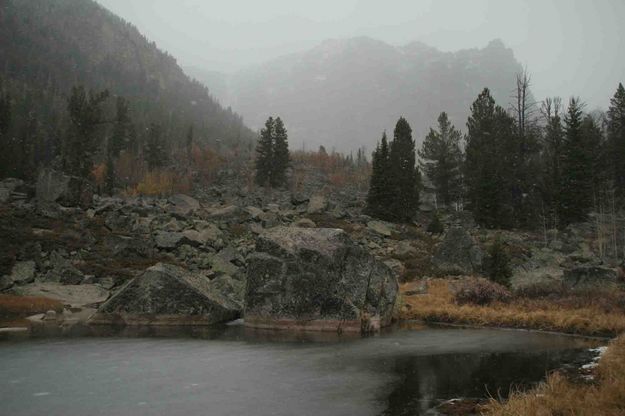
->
[432,227,483,275]
[245,227,398,333]
[36,168,93,207]
[89,263,242,326]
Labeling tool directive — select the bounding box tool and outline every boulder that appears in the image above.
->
[36,168,93,208]
[367,220,393,237]
[154,231,185,250]
[207,205,246,222]
[0,178,25,203]
[8,260,36,285]
[41,251,84,285]
[563,265,619,290]
[245,227,398,333]
[168,194,200,216]
[292,218,316,228]
[306,194,328,214]
[432,227,483,275]
[89,263,241,326]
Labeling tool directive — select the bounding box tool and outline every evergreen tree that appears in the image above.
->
[255,117,274,186]
[464,88,516,228]
[607,83,625,201]
[540,97,565,227]
[366,132,391,218]
[559,98,593,225]
[144,123,167,170]
[271,117,289,187]
[63,86,109,177]
[388,117,421,221]
[186,125,194,160]
[483,235,512,287]
[581,114,608,206]
[109,97,133,159]
[418,111,463,206]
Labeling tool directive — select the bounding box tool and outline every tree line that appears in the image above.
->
[367,76,625,230]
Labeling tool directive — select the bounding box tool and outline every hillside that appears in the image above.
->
[0,0,254,178]
[196,37,525,152]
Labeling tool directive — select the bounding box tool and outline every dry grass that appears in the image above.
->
[483,334,625,416]
[0,294,63,318]
[400,279,625,337]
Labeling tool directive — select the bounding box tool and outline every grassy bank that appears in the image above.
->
[400,279,625,337]
[0,294,63,319]
[483,334,625,415]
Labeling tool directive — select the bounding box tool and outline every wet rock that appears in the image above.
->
[89,263,241,326]
[245,227,398,333]
[306,194,328,214]
[432,227,483,275]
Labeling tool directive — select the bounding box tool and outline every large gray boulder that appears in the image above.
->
[432,227,483,275]
[245,227,398,333]
[36,168,93,208]
[89,263,242,326]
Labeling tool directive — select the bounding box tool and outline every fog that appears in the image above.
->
[96,0,624,110]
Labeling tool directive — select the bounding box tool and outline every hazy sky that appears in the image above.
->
[96,0,624,110]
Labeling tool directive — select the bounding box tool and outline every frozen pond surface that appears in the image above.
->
[0,326,599,416]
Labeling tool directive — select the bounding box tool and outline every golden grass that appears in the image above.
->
[483,334,625,416]
[400,279,625,337]
[0,294,64,318]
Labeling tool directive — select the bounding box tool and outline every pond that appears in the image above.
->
[0,325,600,416]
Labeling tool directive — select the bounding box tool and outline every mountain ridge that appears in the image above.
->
[187,37,524,152]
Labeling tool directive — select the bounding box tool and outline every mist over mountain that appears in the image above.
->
[187,37,525,152]
[0,0,254,162]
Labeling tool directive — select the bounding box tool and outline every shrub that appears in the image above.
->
[483,235,512,287]
[426,212,444,234]
[453,277,511,306]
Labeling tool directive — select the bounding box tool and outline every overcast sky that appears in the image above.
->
[96,0,624,110]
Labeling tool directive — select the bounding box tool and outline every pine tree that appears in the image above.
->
[186,125,194,161]
[540,97,565,227]
[366,132,391,218]
[271,117,289,187]
[581,114,608,206]
[255,117,274,186]
[464,88,516,228]
[559,98,593,226]
[388,117,421,222]
[145,123,167,170]
[483,235,512,287]
[418,111,463,206]
[607,83,625,202]
[63,86,109,177]
[109,97,132,159]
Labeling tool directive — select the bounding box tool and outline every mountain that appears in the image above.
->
[0,0,254,178]
[197,37,525,153]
